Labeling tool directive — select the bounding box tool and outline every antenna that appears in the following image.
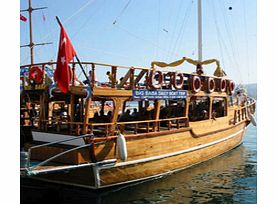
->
[20,0,52,65]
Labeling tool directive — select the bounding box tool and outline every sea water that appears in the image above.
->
[21,125,257,204]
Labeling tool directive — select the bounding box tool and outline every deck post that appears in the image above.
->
[234,110,237,124]
[129,67,135,89]
[82,97,91,135]
[70,94,75,133]
[111,66,117,88]
[38,93,47,130]
[185,96,190,119]
[154,100,161,131]
[91,63,95,88]
[72,63,76,86]
[110,98,125,135]
[209,96,213,119]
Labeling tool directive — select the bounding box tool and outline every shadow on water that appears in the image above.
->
[21,125,256,204]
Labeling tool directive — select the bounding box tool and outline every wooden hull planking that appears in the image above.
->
[27,121,248,189]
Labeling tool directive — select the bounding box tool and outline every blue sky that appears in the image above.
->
[20,0,257,84]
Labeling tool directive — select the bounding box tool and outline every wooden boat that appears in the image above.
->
[20,0,256,189]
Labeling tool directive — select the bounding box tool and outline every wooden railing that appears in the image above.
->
[40,116,189,136]
[20,61,228,91]
[233,97,256,124]
[116,116,189,134]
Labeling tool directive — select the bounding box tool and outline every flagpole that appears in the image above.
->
[55,16,93,92]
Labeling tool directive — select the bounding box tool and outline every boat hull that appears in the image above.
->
[23,121,248,189]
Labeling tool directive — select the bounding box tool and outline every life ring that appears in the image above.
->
[219,78,227,92]
[228,80,235,94]
[191,75,201,93]
[149,70,163,89]
[171,72,184,90]
[207,77,215,93]
[29,66,43,84]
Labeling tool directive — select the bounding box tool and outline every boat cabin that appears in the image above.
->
[20,60,243,141]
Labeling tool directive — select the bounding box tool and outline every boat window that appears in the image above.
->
[118,100,155,122]
[73,98,85,122]
[159,100,186,119]
[212,97,227,118]
[50,101,69,121]
[189,96,210,121]
[21,102,40,127]
[88,100,114,123]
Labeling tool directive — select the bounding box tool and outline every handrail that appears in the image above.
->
[233,96,256,124]
[27,117,188,170]
[117,116,188,125]
[26,133,94,170]
[28,133,94,149]
[41,116,188,127]
[232,96,256,110]
[27,143,92,171]
[20,61,228,79]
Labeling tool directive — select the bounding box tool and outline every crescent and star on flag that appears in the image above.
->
[60,37,67,65]
[54,17,92,95]
[54,23,76,93]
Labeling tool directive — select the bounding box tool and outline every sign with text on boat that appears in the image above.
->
[133,89,187,100]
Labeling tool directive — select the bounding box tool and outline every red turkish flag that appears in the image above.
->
[20,14,27,22]
[54,24,76,93]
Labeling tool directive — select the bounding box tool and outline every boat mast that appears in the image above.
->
[197,0,202,62]
[20,0,51,65]
[28,0,34,64]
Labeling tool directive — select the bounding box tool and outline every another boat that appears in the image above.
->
[20,0,256,189]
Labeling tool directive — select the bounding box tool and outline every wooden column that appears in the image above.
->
[70,94,75,133]
[153,100,161,131]
[110,97,128,135]
[234,110,237,124]
[38,92,46,130]
[44,93,48,127]
[129,68,135,89]
[109,98,122,135]
[184,96,191,127]
[82,97,91,135]
[72,63,76,86]
[111,66,117,88]
[91,63,95,88]
[226,96,230,114]
[185,96,190,118]
[209,96,213,119]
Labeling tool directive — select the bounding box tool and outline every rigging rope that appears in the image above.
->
[166,0,186,61]
[242,0,250,85]
[210,1,226,71]
[155,0,161,58]
[72,0,107,39]
[219,2,242,83]
[113,0,132,25]
[171,0,194,60]
[21,0,97,65]
[114,24,180,58]
[207,1,242,85]
[64,0,97,24]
